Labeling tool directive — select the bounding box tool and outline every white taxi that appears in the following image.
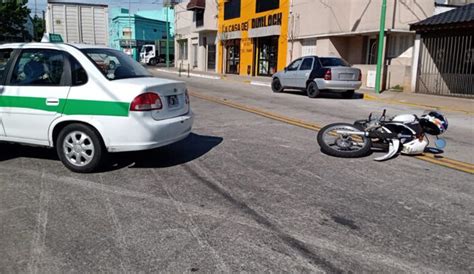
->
[0,42,193,173]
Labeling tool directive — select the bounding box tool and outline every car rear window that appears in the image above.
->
[319,58,349,67]
[81,48,151,80]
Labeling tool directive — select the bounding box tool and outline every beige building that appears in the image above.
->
[288,0,436,91]
[174,0,218,72]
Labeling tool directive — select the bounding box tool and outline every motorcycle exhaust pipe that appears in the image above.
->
[335,131,413,139]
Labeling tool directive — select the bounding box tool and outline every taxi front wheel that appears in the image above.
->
[56,124,105,173]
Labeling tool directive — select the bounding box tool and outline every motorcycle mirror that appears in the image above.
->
[435,138,447,149]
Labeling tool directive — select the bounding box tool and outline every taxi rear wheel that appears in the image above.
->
[56,124,105,173]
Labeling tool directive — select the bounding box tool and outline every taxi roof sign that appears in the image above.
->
[41,33,64,43]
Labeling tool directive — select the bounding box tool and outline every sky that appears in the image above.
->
[27,0,167,17]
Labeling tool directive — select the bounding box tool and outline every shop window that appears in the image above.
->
[178,40,188,60]
[224,0,240,20]
[257,36,278,76]
[256,0,279,13]
[195,10,204,27]
[225,40,240,74]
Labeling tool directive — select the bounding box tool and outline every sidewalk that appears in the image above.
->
[153,66,473,115]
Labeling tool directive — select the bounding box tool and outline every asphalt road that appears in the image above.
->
[0,71,473,272]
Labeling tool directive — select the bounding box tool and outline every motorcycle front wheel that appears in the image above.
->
[317,123,372,158]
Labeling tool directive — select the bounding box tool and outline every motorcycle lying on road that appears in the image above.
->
[317,110,448,161]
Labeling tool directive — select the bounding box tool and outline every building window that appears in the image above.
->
[256,0,279,13]
[178,39,188,60]
[224,0,241,20]
[122,27,132,39]
[196,10,204,27]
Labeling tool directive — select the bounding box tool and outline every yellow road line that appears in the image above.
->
[190,91,474,174]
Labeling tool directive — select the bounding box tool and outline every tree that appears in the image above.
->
[0,1,31,42]
[32,14,45,41]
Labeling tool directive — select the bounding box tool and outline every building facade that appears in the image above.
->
[288,0,437,91]
[217,0,289,76]
[174,0,218,72]
[110,8,173,61]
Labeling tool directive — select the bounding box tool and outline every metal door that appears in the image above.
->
[417,33,473,98]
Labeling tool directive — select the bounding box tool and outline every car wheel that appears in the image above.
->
[342,90,355,99]
[271,78,284,93]
[56,124,105,173]
[149,58,157,66]
[307,82,320,98]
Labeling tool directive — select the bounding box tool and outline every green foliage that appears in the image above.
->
[391,84,404,92]
[0,1,31,41]
[32,15,45,41]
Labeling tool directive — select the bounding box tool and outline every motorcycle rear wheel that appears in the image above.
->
[317,123,372,158]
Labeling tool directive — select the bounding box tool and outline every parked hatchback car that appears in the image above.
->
[0,42,193,173]
[272,56,362,98]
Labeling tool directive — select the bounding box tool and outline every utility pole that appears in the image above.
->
[375,0,387,94]
[166,5,170,68]
[128,0,132,59]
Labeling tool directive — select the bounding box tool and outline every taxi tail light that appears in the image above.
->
[324,69,332,81]
[130,92,162,111]
[358,71,362,81]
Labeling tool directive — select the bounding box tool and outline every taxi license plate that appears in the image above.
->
[167,95,179,107]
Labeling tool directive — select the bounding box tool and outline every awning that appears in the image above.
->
[219,31,242,40]
[248,25,281,38]
[411,3,474,32]
[187,0,205,10]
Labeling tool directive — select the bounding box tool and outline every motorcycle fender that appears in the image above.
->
[374,139,400,161]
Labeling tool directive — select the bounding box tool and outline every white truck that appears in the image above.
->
[45,1,109,45]
[140,40,174,66]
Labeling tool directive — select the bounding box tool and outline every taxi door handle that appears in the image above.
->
[46,98,60,106]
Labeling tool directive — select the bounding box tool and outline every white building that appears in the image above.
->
[174,0,218,72]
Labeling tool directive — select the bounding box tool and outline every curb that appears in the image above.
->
[250,81,271,87]
[155,68,221,80]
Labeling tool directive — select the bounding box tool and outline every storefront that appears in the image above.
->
[217,0,289,76]
[255,36,278,76]
[225,39,241,74]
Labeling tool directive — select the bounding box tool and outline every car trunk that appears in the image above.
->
[326,67,360,81]
[147,82,189,121]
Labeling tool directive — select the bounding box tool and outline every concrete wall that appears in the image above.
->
[354,64,412,91]
[290,0,434,39]
[192,0,218,32]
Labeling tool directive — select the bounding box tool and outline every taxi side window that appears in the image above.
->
[9,49,67,86]
[70,56,88,86]
[0,49,13,84]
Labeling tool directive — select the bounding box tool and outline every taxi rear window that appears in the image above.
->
[81,48,151,80]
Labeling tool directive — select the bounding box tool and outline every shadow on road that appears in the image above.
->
[0,133,223,172]
[107,133,223,170]
[282,89,364,100]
